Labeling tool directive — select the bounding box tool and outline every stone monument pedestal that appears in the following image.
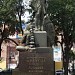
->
[12,47,54,75]
[12,30,54,75]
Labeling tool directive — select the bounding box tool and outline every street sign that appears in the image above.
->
[53,46,62,62]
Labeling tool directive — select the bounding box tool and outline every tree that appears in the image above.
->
[46,0,75,75]
[69,50,75,74]
[16,0,25,35]
[0,0,25,57]
[29,0,46,30]
[0,0,25,34]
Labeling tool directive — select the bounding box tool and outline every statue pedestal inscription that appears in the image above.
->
[12,47,54,75]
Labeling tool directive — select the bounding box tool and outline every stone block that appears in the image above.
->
[13,47,54,75]
[34,31,47,47]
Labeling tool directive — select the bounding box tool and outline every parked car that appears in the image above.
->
[55,70,64,75]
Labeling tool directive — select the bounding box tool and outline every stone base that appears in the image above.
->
[12,68,27,75]
[12,68,53,75]
[12,47,54,75]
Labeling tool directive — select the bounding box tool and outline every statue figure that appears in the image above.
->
[30,0,46,30]
[29,0,55,46]
[43,14,55,46]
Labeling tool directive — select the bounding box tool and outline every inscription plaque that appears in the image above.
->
[18,47,54,75]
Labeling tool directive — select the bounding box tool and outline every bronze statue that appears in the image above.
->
[43,14,55,46]
[30,0,46,30]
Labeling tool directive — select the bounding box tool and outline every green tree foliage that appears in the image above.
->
[47,0,75,75]
[0,0,25,57]
[0,0,24,34]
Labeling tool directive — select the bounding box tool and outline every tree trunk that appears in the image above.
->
[3,37,18,46]
[0,37,18,57]
[64,55,69,75]
[0,39,3,57]
[0,44,1,57]
[19,15,23,35]
[63,46,70,75]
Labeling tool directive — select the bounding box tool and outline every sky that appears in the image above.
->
[21,0,31,22]
[21,11,30,22]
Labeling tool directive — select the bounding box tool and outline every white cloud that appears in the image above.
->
[21,11,30,22]
[21,0,31,22]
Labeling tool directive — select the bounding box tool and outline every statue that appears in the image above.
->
[30,0,46,30]
[21,22,35,48]
[30,0,55,46]
[43,14,55,46]
[15,1,54,74]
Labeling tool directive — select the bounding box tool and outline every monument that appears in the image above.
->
[12,0,55,75]
[12,24,54,75]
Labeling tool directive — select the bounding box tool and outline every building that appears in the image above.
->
[1,39,20,70]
